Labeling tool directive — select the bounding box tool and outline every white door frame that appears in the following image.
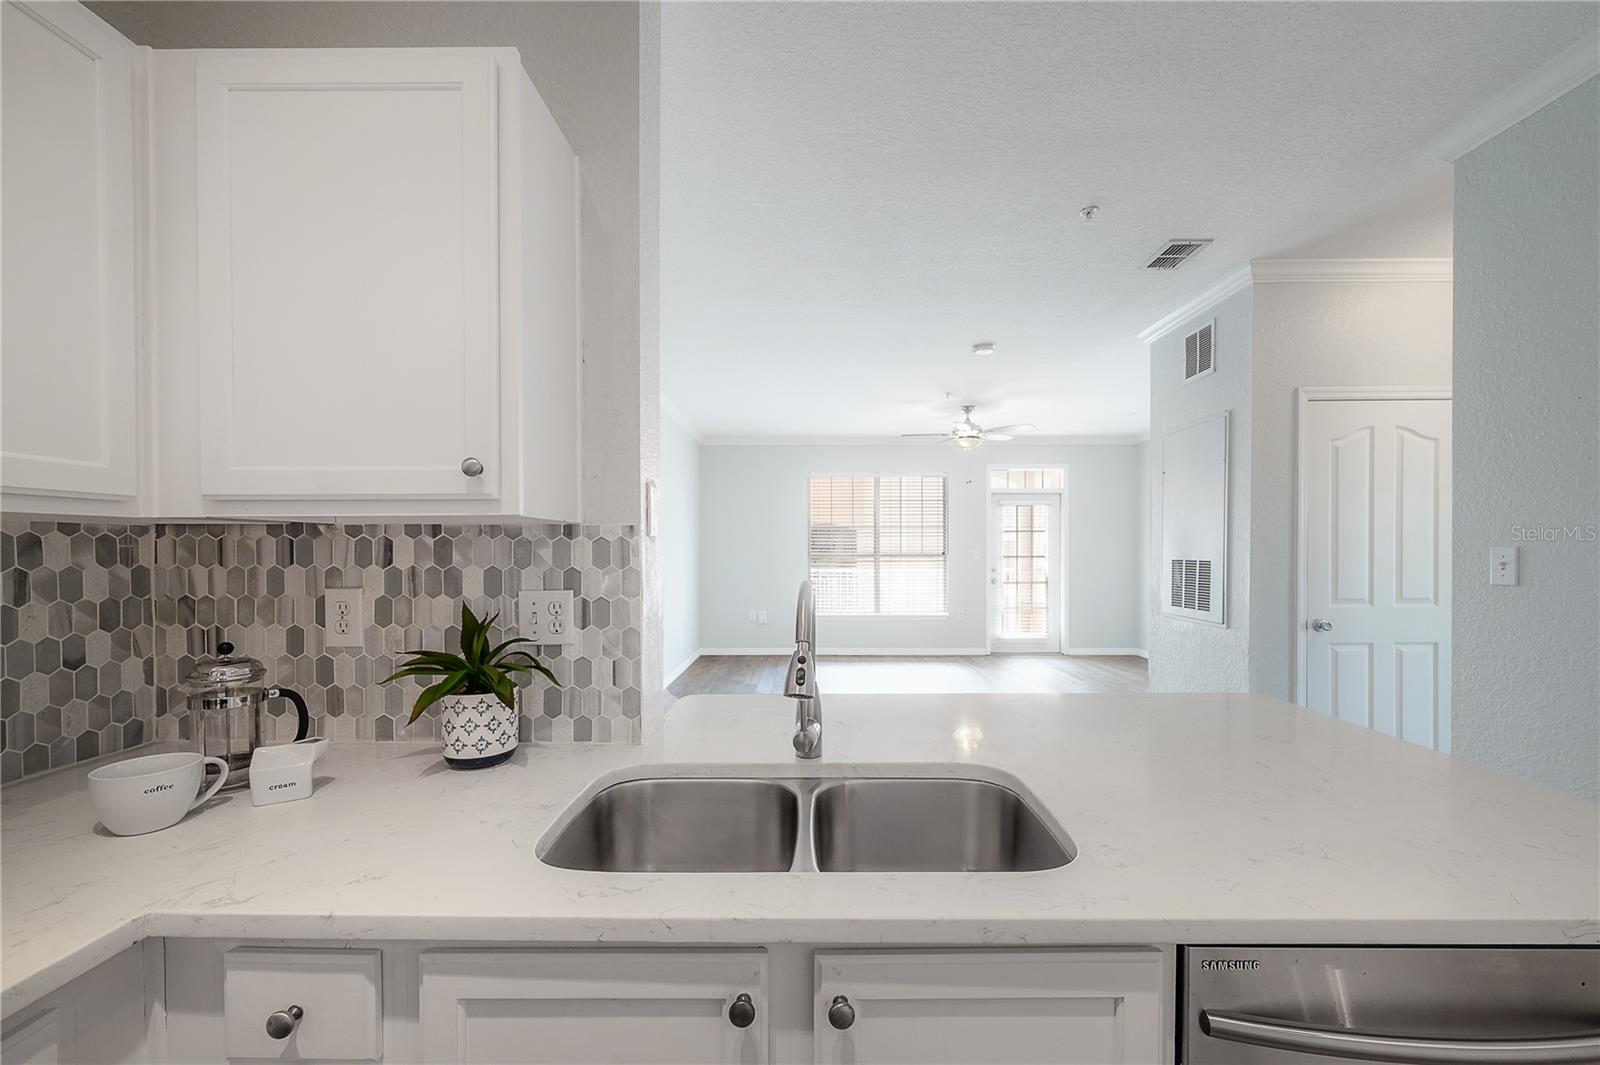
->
[986,471,1067,653]
[1293,386,1452,705]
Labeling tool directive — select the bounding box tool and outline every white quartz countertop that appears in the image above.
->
[4,693,1597,1017]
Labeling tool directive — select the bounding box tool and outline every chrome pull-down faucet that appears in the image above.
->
[784,580,822,758]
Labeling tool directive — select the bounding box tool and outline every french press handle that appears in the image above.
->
[266,687,311,741]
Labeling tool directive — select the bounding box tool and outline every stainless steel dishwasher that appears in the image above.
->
[1183,946,1600,1063]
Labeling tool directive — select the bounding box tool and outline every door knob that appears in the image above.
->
[1311,618,1333,632]
[727,992,756,1029]
[265,1005,303,1040]
[827,994,856,1030]
[460,456,485,477]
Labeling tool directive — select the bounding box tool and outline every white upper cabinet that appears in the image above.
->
[153,46,581,520]
[192,49,503,502]
[1,1,143,516]
[0,23,581,522]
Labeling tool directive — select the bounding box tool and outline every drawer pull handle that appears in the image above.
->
[265,1005,304,1040]
[828,995,856,1031]
[727,992,756,1029]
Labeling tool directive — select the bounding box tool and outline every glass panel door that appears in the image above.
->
[991,495,1060,652]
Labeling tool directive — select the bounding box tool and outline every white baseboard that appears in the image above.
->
[698,647,992,657]
[1066,647,1149,658]
[665,653,701,685]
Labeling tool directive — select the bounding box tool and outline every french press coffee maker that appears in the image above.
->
[184,642,310,789]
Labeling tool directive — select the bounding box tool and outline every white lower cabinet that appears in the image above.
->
[418,950,769,1064]
[23,940,1171,1064]
[812,950,1167,1065]
[222,948,383,1062]
[0,943,155,1065]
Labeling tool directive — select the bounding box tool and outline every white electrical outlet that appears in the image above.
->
[520,590,578,645]
[324,587,365,648]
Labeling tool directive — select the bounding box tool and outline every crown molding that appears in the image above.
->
[1136,265,1253,345]
[1250,258,1453,284]
[699,433,1149,447]
[660,394,702,441]
[1429,31,1599,161]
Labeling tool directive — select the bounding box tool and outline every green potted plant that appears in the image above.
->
[381,604,557,769]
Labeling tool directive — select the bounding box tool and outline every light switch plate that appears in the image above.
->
[1490,546,1518,586]
[324,587,365,647]
[520,590,578,645]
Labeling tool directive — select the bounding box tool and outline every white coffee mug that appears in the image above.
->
[88,751,230,836]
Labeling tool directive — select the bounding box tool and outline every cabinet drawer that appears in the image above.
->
[223,948,382,1062]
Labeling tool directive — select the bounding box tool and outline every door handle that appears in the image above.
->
[1200,1009,1600,1063]
[1311,618,1333,632]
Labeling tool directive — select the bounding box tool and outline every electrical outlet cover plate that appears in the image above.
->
[324,588,365,648]
[520,590,578,645]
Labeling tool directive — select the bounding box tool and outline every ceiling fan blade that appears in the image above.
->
[984,423,1035,435]
[983,433,1015,442]
[901,433,954,438]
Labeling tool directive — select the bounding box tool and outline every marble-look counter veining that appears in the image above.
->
[3,693,1596,1017]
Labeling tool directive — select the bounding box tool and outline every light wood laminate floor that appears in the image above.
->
[668,653,1148,706]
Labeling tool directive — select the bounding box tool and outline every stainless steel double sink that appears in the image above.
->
[538,773,1075,873]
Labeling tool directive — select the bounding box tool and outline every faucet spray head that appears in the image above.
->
[783,645,817,699]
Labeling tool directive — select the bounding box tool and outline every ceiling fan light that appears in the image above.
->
[956,435,983,449]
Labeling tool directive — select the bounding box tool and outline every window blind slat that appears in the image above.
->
[808,475,947,616]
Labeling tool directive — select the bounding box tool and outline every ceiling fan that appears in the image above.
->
[902,405,1035,449]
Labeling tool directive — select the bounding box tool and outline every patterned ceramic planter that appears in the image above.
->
[438,691,519,769]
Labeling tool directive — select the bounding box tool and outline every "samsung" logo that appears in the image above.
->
[1200,959,1261,971]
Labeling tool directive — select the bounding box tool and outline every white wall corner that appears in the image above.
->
[1136,265,1253,345]
[661,393,702,442]
[1428,31,1600,161]
[1250,258,1453,283]
[664,652,700,686]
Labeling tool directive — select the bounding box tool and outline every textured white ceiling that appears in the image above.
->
[660,1,1596,438]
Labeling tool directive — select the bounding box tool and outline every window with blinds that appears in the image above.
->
[808,475,948,616]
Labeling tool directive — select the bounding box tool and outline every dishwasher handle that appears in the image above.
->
[1199,1009,1600,1064]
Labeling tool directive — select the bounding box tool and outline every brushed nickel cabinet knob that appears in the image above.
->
[265,1005,303,1040]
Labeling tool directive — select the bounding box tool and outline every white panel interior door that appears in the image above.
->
[195,50,500,499]
[813,950,1165,1065]
[990,495,1061,652]
[1,1,139,499]
[1301,396,1452,750]
[419,950,768,1064]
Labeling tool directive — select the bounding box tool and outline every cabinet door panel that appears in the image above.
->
[194,50,500,500]
[814,950,1165,1065]
[420,949,767,1065]
[1,1,139,500]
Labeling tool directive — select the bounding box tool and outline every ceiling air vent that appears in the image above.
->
[1184,320,1215,381]
[1145,239,1212,270]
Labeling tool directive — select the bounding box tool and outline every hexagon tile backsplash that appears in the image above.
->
[0,521,156,782]
[1,519,643,783]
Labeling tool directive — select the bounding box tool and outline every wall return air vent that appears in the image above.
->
[1145,239,1212,270]
[1184,320,1215,381]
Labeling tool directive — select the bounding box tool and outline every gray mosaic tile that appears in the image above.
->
[148,523,642,748]
[0,518,644,783]
[0,520,156,784]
